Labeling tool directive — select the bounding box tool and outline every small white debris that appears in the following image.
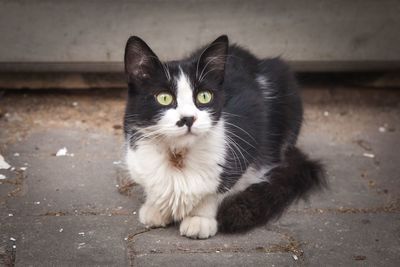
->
[363,153,375,158]
[8,213,13,217]
[133,211,137,215]
[59,228,64,233]
[215,250,221,253]
[56,147,74,157]
[323,111,329,117]
[10,237,16,241]
[379,126,386,133]
[124,237,128,241]
[77,242,86,249]
[292,254,298,261]
[12,245,16,249]
[13,153,20,157]
[34,201,41,205]
[0,174,6,180]
[0,154,11,170]
[78,232,85,236]
[20,167,27,171]
[56,147,68,156]
[72,102,79,107]
[115,184,120,188]
[113,160,121,165]
[10,167,15,171]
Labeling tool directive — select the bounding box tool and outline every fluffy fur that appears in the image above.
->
[217,147,325,233]
[123,35,325,239]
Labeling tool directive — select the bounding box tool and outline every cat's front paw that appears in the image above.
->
[139,204,168,228]
[179,216,217,239]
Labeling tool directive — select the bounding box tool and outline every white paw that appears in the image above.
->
[139,205,168,228]
[179,216,217,239]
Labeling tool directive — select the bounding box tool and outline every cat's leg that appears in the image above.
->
[179,194,218,239]
[139,201,171,228]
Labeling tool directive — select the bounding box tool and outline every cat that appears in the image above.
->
[123,35,325,239]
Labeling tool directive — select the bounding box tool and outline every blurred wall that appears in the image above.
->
[0,0,400,72]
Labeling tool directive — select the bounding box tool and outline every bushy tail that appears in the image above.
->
[217,146,326,233]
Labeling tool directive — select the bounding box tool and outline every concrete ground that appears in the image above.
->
[0,84,399,266]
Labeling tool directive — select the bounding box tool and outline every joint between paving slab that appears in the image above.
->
[127,227,306,265]
[0,169,26,204]
[289,201,400,215]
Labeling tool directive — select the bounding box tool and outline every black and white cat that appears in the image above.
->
[123,35,325,239]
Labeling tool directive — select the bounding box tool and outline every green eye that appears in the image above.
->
[197,90,213,104]
[156,93,174,106]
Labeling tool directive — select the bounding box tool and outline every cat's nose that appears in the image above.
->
[176,116,196,128]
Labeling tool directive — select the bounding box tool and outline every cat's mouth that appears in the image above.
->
[184,129,197,136]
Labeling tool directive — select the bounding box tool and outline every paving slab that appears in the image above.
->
[2,128,141,216]
[0,87,399,266]
[0,215,140,266]
[277,212,400,266]
[129,226,300,266]
[134,253,294,267]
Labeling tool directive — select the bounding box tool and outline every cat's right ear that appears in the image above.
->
[197,35,229,84]
[124,36,161,83]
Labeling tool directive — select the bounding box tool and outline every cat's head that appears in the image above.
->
[124,35,228,149]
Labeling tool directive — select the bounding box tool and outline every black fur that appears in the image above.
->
[217,147,326,233]
[123,35,325,233]
[216,53,303,192]
[123,36,229,144]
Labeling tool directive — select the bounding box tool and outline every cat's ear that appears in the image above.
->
[197,35,229,84]
[124,36,162,83]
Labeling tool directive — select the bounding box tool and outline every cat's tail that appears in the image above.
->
[217,146,326,233]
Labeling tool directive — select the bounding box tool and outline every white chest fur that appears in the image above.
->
[125,121,226,221]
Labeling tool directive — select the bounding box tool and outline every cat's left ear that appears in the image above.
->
[197,35,229,84]
[124,36,162,83]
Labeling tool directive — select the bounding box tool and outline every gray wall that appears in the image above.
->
[1,0,400,72]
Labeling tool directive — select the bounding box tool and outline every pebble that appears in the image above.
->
[363,153,375,158]
[56,147,74,157]
[0,154,11,169]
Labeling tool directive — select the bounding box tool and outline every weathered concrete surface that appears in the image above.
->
[0,86,399,266]
[2,216,140,266]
